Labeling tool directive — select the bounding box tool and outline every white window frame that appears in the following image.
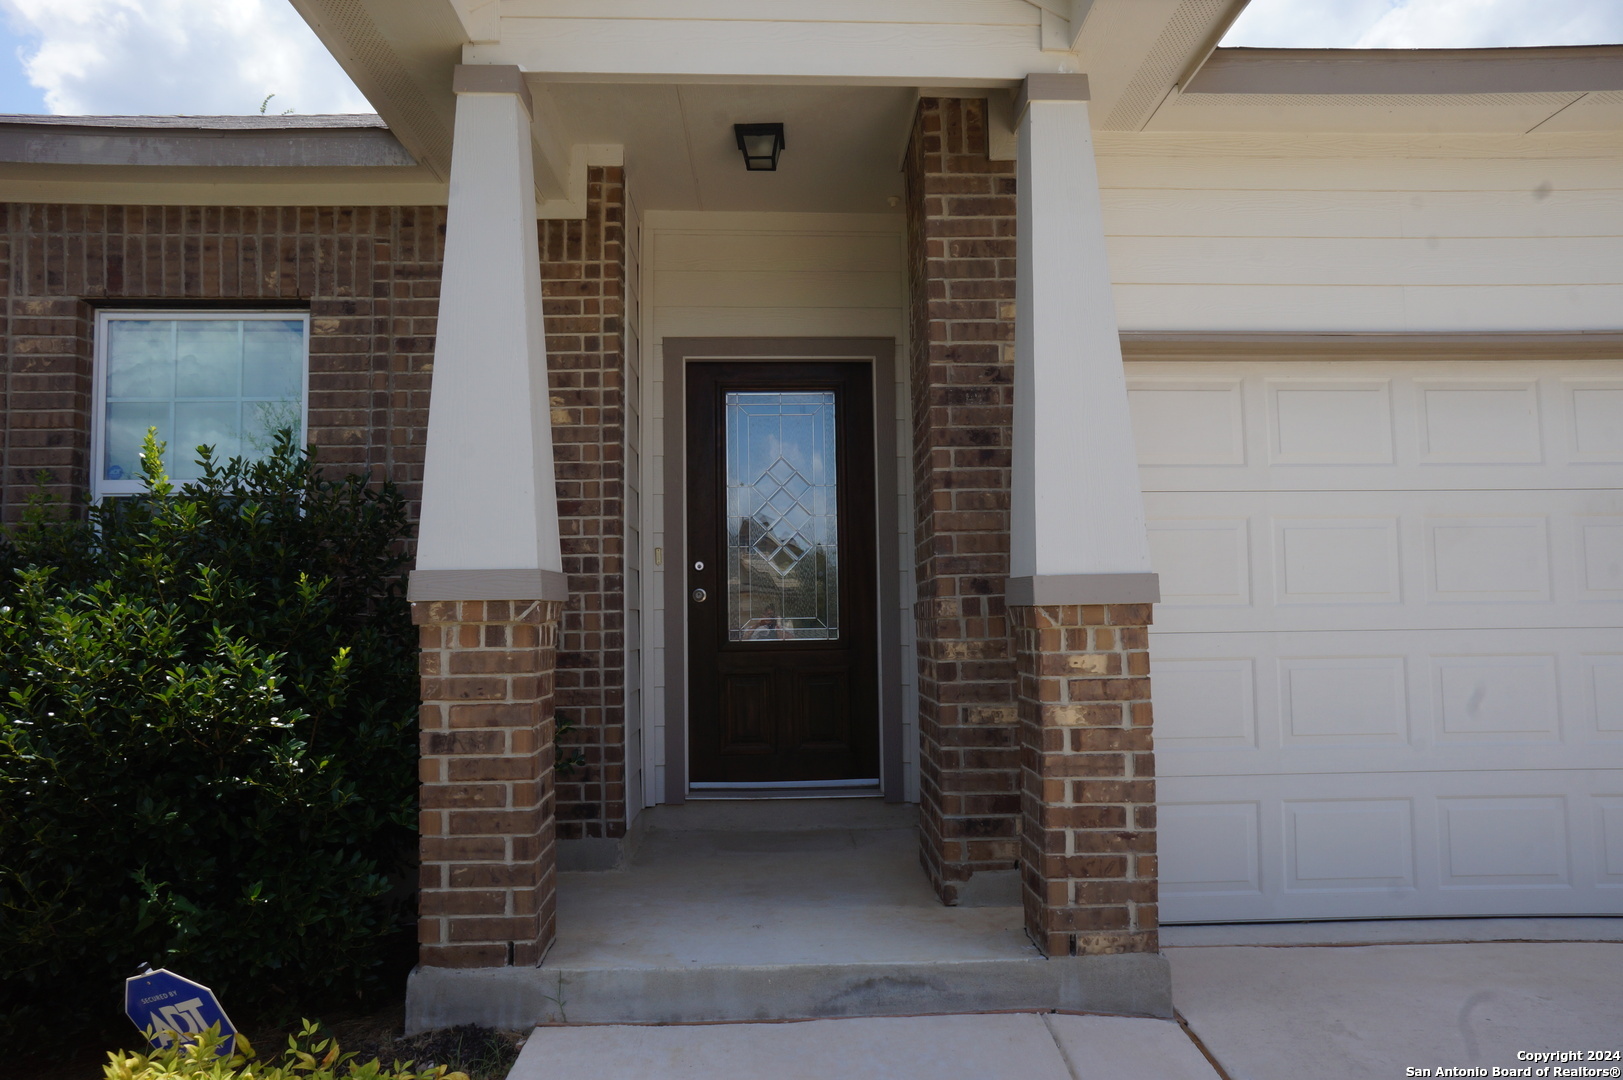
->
[91,310,311,501]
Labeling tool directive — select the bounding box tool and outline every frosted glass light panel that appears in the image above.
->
[97,313,307,496]
[725,391,840,642]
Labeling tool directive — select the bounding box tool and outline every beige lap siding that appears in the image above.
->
[0,175,629,841]
[904,97,1023,903]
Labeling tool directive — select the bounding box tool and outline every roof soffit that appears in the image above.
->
[1073,0,1250,130]
[286,0,464,179]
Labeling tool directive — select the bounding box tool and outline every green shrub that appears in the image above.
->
[0,432,419,1040]
[104,1021,469,1080]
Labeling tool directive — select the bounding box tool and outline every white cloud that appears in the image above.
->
[1355,0,1623,48]
[1224,0,1623,49]
[1,0,371,115]
[1223,0,1394,49]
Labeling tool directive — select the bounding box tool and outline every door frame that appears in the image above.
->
[662,337,903,803]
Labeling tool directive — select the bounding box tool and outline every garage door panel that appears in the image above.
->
[1154,629,1623,773]
[1161,773,1620,921]
[1130,361,1623,492]
[1582,518,1623,597]
[1283,798,1417,893]
[1438,796,1570,889]
[1145,490,1620,632]
[1151,658,1257,747]
[1567,379,1623,462]
[1585,655,1623,735]
[1159,801,1263,898]
[1278,656,1408,745]
[1597,798,1623,886]
[1135,359,1623,922]
[1415,379,1542,464]
[1266,379,1395,465]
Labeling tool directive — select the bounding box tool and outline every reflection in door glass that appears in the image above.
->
[725,390,839,642]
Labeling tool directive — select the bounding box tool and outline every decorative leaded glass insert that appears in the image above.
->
[725,390,839,642]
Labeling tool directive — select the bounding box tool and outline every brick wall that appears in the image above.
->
[1013,604,1157,956]
[416,599,564,967]
[541,168,628,842]
[904,98,1023,902]
[0,175,629,838]
[0,203,445,522]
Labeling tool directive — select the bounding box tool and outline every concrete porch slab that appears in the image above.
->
[507,1012,1220,1080]
[406,804,1172,1031]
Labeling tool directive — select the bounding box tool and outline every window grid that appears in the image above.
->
[92,311,310,500]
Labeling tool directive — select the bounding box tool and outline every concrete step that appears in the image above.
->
[407,804,1171,1032]
[409,952,1171,1028]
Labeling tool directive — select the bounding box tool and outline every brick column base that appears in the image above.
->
[414,599,563,968]
[1014,603,1157,957]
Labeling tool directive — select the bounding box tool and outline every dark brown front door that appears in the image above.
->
[686,361,879,786]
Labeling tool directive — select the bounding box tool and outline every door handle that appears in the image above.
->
[692,588,708,603]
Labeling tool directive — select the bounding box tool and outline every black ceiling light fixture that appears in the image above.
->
[733,123,786,171]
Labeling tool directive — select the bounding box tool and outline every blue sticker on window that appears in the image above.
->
[107,464,124,480]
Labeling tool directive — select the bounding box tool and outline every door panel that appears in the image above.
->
[718,671,775,756]
[687,362,879,785]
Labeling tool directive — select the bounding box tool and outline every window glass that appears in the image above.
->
[98,315,307,492]
[724,390,840,642]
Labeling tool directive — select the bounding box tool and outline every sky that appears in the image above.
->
[0,1,1618,117]
[0,0,370,115]
[1223,0,1623,49]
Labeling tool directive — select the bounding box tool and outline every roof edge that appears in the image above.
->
[0,114,388,130]
[1189,44,1623,96]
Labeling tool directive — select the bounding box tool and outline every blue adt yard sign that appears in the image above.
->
[124,968,238,1058]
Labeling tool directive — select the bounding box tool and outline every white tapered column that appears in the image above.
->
[1008,74,1157,606]
[411,65,565,603]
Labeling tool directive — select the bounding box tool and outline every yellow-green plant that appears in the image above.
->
[104,1022,469,1080]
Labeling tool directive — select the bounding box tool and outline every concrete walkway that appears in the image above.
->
[505,918,1623,1080]
[508,1012,1219,1080]
[1166,921,1623,1080]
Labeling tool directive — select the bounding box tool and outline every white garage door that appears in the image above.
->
[1131,360,1623,922]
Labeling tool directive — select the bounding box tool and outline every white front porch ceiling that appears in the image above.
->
[285,0,1623,210]
[288,0,1244,187]
[542,82,916,213]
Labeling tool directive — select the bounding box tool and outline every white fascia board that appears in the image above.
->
[1023,0,1070,18]
[1068,0,1095,50]
[1031,0,1096,53]
[465,22,1080,85]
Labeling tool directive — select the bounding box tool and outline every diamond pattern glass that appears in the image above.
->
[725,391,839,642]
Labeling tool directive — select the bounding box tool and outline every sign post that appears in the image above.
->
[123,968,239,1058]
